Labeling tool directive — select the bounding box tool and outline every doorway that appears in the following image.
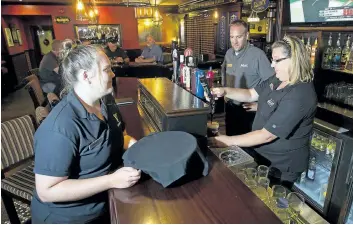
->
[30,25,55,67]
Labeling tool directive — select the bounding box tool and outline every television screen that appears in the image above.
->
[290,0,353,23]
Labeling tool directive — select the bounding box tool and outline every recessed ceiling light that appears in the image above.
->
[19,0,23,1]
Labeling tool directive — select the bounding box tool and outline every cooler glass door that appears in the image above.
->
[293,123,343,215]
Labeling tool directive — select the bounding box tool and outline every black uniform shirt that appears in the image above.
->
[31,91,125,223]
[104,46,128,60]
[252,76,317,173]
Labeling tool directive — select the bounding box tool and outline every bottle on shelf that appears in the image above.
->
[206,67,214,88]
[306,36,312,57]
[322,33,333,70]
[332,33,342,70]
[310,38,318,69]
[299,171,306,184]
[341,35,351,70]
[179,55,185,87]
[301,35,305,44]
[307,157,317,181]
[345,42,353,71]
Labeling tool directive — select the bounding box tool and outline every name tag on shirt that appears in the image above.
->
[227,64,233,68]
[113,113,122,127]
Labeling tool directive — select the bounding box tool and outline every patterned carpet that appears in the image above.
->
[2,199,31,224]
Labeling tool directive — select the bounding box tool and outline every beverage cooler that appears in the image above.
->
[292,118,353,224]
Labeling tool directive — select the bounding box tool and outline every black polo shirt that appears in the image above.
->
[252,76,317,173]
[104,46,128,60]
[31,91,125,223]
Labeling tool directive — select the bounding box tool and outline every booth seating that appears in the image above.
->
[1,115,37,224]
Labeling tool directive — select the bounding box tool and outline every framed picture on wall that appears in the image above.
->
[11,28,18,43]
[16,29,23,45]
[74,24,122,47]
[228,11,238,24]
[4,28,14,47]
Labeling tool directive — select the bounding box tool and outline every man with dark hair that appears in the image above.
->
[38,39,63,95]
[104,38,129,64]
[222,19,274,136]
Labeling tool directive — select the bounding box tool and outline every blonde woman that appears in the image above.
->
[209,35,317,183]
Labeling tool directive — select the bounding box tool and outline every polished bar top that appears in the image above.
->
[138,78,210,116]
[110,78,281,224]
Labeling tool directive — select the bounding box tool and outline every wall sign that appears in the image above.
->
[251,0,269,12]
[55,16,71,24]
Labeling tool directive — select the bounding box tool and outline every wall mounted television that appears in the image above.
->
[289,0,353,25]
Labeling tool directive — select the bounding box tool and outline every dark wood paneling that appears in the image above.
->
[12,52,29,83]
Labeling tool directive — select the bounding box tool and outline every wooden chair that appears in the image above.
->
[1,115,37,224]
[27,68,39,77]
[24,75,47,108]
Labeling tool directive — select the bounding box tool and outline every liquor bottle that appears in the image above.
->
[307,157,316,181]
[341,35,351,70]
[299,171,306,184]
[306,36,312,57]
[332,33,342,70]
[206,67,214,88]
[301,36,305,44]
[345,42,353,71]
[322,33,333,69]
[310,38,318,69]
[179,55,185,87]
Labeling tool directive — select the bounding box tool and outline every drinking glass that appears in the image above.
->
[257,165,269,180]
[270,185,287,210]
[287,192,305,221]
[319,183,328,202]
[245,179,257,192]
[245,168,257,181]
[255,177,270,204]
[236,171,247,183]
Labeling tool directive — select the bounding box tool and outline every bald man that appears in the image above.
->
[135,34,163,63]
[38,40,63,95]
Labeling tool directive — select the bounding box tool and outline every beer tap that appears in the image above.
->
[199,73,215,123]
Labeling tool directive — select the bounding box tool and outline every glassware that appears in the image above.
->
[319,183,328,202]
[245,179,257,192]
[236,171,247,183]
[255,177,270,204]
[257,165,269,180]
[245,168,257,181]
[270,185,287,210]
[287,192,305,221]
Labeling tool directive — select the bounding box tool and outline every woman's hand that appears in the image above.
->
[204,87,226,102]
[109,167,141,189]
[208,135,233,148]
[242,102,258,112]
[124,135,137,149]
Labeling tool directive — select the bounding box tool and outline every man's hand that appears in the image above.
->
[208,135,233,148]
[135,57,144,63]
[116,57,124,63]
[242,102,258,112]
[109,167,141,189]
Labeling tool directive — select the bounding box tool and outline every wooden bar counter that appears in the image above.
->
[110,78,281,224]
